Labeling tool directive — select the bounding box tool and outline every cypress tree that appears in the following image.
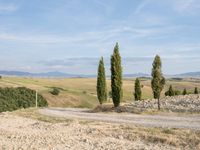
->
[134,78,142,101]
[151,55,165,110]
[97,57,107,105]
[111,43,123,107]
[168,85,174,96]
[194,87,198,94]
[182,88,187,95]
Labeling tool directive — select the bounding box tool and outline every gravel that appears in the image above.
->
[0,114,178,150]
[130,94,200,113]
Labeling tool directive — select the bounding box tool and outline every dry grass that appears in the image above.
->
[12,108,72,123]
[102,123,200,149]
[0,77,200,108]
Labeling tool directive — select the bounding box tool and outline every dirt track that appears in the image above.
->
[40,108,200,130]
[0,109,200,149]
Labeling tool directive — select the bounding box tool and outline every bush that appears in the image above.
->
[50,87,60,95]
[182,88,187,95]
[165,85,174,97]
[194,87,199,94]
[0,87,48,112]
[174,90,181,95]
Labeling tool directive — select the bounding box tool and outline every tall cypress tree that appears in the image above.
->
[194,87,199,94]
[134,78,142,101]
[111,43,123,107]
[97,57,107,105]
[151,55,165,110]
[183,88,187,95]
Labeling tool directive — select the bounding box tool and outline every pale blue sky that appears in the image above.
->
[0,0,200,74]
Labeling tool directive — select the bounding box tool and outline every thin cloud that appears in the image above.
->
[0,4,18,12]
[172,0,200,13]
[0,26,167,44]
[134,0,151,14]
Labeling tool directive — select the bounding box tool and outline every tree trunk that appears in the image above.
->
[157,97,160,110]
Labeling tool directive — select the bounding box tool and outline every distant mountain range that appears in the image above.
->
[0,71,80,78]
[173,72,200,77]
[0,70,199,78]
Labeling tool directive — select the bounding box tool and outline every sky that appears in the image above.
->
[0,0,200,75]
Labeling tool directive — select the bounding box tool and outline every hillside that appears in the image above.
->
[0,77,199,108]
[1,70,200,78]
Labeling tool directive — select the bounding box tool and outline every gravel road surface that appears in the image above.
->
[40,108,200,130]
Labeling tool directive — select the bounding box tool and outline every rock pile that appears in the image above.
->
[129,94,200,113]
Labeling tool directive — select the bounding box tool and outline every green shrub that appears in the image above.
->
[165,85,175,97]
[194,87,199,94]
[174,90,181,95]
[50,87,60,95]
[0,87,48,112]
[182,88,187,95]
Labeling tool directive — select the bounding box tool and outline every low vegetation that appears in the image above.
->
[50,87,60,95]
[0,87,48,112]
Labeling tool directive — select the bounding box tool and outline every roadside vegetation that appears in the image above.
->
[0,87,48,112]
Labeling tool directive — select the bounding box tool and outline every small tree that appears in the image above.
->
[97,57,107,105]
[151,55,165,110]
[50,87,60,96]
[194,87,198,94]
[165,85,174,97]
[182,88,187,95]
[134,78,142,101]
[111,43,123,107]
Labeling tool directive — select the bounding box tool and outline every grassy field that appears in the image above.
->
[0,76,200,108]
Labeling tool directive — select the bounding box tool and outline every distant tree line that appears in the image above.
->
[165,85,199,96]
[0,87,48,112]
[96,43,199,110]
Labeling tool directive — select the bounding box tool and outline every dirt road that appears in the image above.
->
[40,108,200,130]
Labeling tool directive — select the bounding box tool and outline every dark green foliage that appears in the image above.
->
[111,43,123,107]
[151,55,165,110]
[97,57,107,105]
[182,88,187,95]
[165,85,175,96]
[174,90,181,95]
[134,78,142,101]
[194,87,199,94]
[0,87,48,112]
[108,91,112,99]
[50,87,60,95]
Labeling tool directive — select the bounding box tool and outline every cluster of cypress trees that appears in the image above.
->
[96,43,122,107]
[165,85,199,96]
[96,43,198,110]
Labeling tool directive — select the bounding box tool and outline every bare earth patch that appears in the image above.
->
[0,109,199,150]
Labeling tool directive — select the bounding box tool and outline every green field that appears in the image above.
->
[0,77,199,108]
